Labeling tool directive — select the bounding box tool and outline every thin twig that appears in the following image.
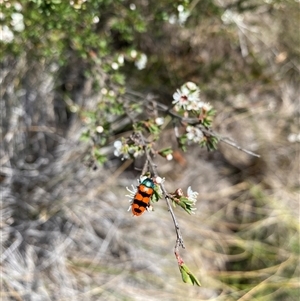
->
[125,91,260,158]
[139,132,185,250]
[219,137,260,157]
[170,111,260,158]
[199,126,261,158]
[141,159,149,176]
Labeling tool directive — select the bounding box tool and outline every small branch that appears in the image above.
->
[141,159,149,176]
[219,137,260,157]
[139,132,185,250]
[156,102,261,158]
[146,148,185,247]
[126,93,260,158]
[199,126,260,158]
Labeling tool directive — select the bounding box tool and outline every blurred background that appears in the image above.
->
[1,0,299,300]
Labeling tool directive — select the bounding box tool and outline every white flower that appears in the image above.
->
[202,102,212,111]
[113,140,144,159]
[101,88,108,95]
[93,16,99,24]
[187,186,198,204]
[186,126,203,143]
[11,13,24,32]
[111,62,119,70]
[187,101,205,111]
[129,3,136,10]
[166,153,173,161]
[155,117,164,126]
[154,176,165,184]
[114,140,129,159]
[288,133,300,143]
[185,81,197,91]
[135,53,147,70]
[117,54,124,64]
[108,90,115,97]
[14,3,23,12]
[0,25,14,43]
[172,82,202,111]
[96,126,104,133]
[130,49,137,58]
[172,90,189,110]
[168,5,190,26]
[113,140,122,157]
[168,14,177,25]
[178,10,190,25]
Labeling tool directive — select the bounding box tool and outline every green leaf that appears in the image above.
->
[178,134,188,152]
[179,264,201,286]
[93,148,107,165]
[80,130,90,142]
[151,185,162,203]
[180,266,193,284]
[207,108,217,116]
[158,147,173,157]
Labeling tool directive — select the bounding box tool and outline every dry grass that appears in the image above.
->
[1,1,299,300]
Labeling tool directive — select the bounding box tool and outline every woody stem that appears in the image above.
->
[126,91,260,158]
[143,143,185,250]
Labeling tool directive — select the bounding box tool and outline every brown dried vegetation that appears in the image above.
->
[1,1,299,300]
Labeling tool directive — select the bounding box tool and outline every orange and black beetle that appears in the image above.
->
[132,178,155,216]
